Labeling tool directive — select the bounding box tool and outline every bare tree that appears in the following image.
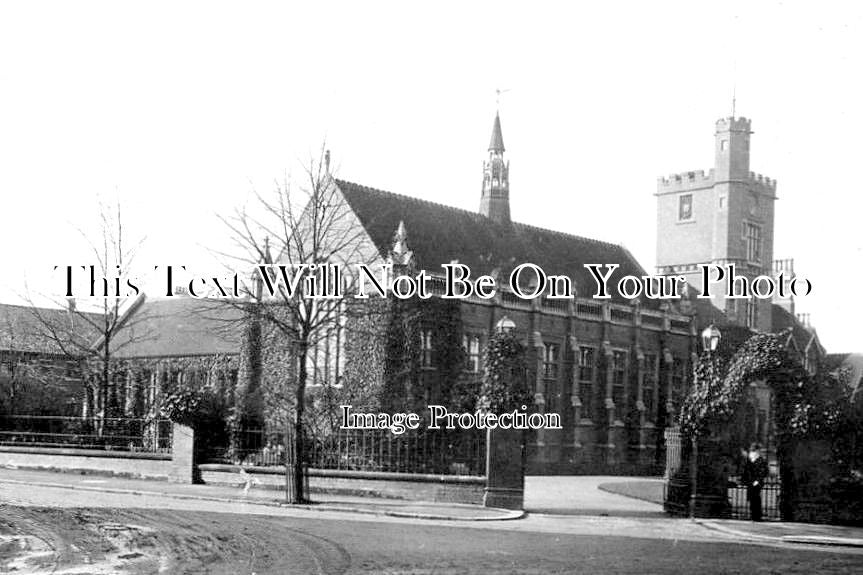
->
[221,147,379,503]
[25,198,151,424]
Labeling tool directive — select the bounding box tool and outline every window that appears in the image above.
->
[578,346,596,419]
[671,358,686,409]
[612,350,628,410]
[678,194,693,221]
[746,299,758,329]
[745,222,762,264]
[543,343,560,413]
[420,330,434,368]
[643,353,658,422]
[310,303,347,386]
[463,334,481,373]
[720,139,728,151]
[143,370,156,406]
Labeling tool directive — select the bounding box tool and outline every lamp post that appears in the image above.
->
[690,324,721,517]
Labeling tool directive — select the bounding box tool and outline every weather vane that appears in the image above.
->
[495,88,511,108]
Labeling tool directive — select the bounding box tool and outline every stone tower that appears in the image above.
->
[655,117,777,332]
[479,111,511,223]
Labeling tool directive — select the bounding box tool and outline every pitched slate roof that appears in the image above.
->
[0,303,102,355]
[336,179,660,307]
[109,297,243,358]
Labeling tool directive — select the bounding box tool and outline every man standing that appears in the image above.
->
[741,442,769,521]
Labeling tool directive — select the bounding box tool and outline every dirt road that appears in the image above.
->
[2,505,350,574]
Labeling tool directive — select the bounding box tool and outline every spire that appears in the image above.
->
[479,110,511,223]
[488,112,505,152]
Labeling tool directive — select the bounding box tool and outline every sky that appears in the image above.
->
[1,1,861,352]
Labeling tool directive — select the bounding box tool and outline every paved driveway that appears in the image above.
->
[525,476,665,516]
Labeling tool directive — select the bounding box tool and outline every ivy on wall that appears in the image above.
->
[679,331,801,437]
[380,297,467,414]
[479,331,530,413]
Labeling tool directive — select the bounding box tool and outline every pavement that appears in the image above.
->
[2,467,863,549]
[0,467,520,521]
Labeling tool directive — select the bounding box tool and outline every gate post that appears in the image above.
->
[169,422,195,483]
[483,427,525,510]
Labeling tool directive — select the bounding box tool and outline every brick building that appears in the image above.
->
[312,112,702,474]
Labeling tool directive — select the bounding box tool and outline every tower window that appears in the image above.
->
[746,300,758,329]
[720,139,728,151]
[678,194,693,221]
[745,222,762,264]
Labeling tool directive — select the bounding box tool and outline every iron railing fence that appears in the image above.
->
[663,477,782,520]
[728,476,782,521]
[202,427,487,477]
[0,415,172,454]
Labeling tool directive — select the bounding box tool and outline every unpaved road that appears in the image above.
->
[4,504,863,574]
[1,506,350,574]
[3,477,863,574]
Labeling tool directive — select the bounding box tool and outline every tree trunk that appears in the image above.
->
[287,339,308,504]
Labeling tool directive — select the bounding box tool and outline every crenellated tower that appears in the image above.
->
[479,111,511,223]
[656,116,777,332]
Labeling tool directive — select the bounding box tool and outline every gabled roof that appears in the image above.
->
[336,179,660,307]
[109,297,244,359]
[772,304,822,357]
[825,353,863,397]
[0,303,102,356]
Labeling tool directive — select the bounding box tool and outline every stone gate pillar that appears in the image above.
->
[484,427,525,510]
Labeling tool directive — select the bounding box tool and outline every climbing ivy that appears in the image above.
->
[479,331,531,413]
[679,331,799,436]
[380,297,466,413]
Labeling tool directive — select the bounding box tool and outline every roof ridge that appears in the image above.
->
[336,178,627,252]
[0,301,102,317]
[335,179,484,220]
[511,221,626,251]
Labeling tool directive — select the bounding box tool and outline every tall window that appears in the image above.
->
[678,194,693,221]
[745,222,762,264]
[420,330,434,368]
[310,303,347,386]
[140,369,154,410]
[543,343,560,413]
[578,346,596,420]
[671,358,686,409]
[746,299,758,330]
[643,353,658,422]
[463,334,481,372]
[612,350,628,411]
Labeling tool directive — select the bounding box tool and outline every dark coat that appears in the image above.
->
[741,456,769,488]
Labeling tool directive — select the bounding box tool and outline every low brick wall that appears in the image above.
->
[0,423,195,483]
[198,464,486,504]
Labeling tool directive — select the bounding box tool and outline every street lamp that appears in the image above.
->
[701,324,721,354]
[495,316,516,334]
[691,324,721,518]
